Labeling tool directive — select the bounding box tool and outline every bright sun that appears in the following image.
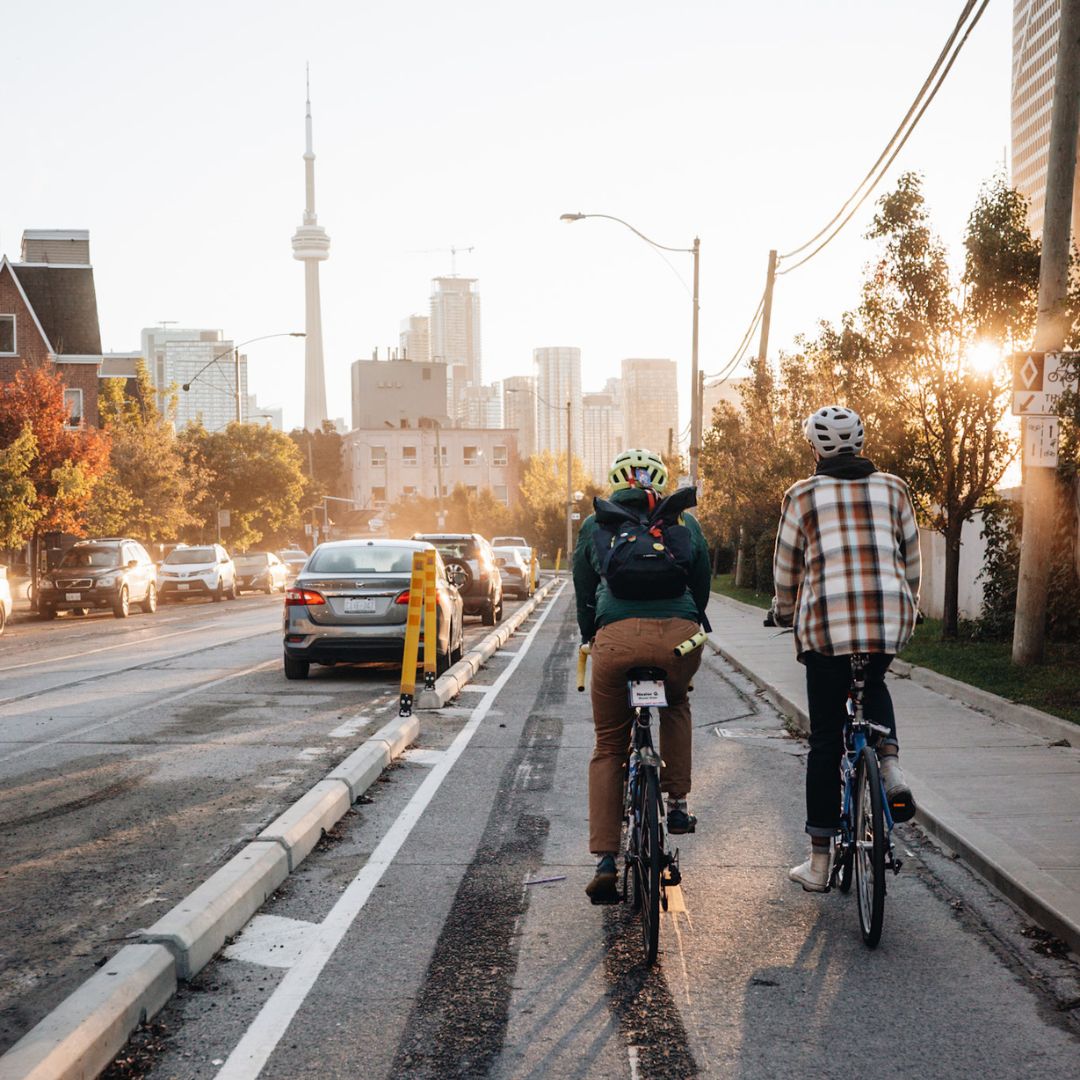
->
[966,342,1003,375]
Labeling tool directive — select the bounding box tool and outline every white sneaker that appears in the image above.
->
[788,848,831,892]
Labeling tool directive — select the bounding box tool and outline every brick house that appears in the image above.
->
[0,229,104,427]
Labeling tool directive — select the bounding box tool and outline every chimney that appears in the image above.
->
[21,229,91,265]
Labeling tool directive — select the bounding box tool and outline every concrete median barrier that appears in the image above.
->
[258,779,352,871]
[0,944,175,1080]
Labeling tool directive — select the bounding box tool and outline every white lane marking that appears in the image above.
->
[455,684,488,693]
[402,748,446,766]
[215,584,565,1080]
[327,715,372,739]
[223,914,318,970]
[628,1046,641,1080]
[0,623,209,673]
[297,747,329,762]
[0,658,280,765]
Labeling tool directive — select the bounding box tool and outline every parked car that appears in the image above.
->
[39,538,158,619]
[282,539,464,680]
[412,532,503,625]
[0,567,11,634]
[234,551,289,594]
[493,546,532,600]
[277,548,310,580]
[157,544,238,602]
[491,535,528,549]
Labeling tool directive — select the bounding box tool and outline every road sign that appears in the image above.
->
[570,512,581,521]
[217,509,231,528]
[1023,417,1060,468]
[1011,351,1077,415]
[304,523,313,536]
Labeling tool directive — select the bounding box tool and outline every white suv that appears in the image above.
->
[157,544,238,603]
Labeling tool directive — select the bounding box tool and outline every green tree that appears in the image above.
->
[0,425,42,549]
[83,363,197,541]
[516,452,598,559]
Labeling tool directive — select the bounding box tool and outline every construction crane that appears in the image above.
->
[408,245,475,276]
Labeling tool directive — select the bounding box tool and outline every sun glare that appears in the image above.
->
[966,342,1003,375]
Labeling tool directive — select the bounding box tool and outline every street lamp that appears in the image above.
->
[560,211,701,488]
[181,332,305,424]
[507,385,575,566]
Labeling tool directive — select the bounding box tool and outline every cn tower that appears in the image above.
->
[291,68,330,431]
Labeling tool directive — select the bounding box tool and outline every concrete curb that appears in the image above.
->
[707,591,1080,956]
[0,945,175,1080]
[0,579,561,1079]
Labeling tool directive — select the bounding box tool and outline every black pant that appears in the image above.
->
[803,651,897,837]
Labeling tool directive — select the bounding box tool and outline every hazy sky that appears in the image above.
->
[1,1,1011,431]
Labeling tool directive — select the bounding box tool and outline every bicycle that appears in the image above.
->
[578,647,684,965]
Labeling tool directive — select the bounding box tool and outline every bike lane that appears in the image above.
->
[123,587,1079,1078]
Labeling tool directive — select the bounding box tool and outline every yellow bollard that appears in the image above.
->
[399,551,427,715]
[531,550,539,593]
[555,548,562,575]
[422,549,438,691]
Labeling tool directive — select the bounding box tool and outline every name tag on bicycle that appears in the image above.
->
[630,680,667,707]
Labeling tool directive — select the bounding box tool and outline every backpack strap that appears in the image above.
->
[593,496,648,529]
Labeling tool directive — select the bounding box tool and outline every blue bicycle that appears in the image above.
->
[831,653,904,947]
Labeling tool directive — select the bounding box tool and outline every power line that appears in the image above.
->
[704,291,765,385]
[776,0,989,277]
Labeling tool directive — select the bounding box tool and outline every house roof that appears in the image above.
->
[10,263,101,355]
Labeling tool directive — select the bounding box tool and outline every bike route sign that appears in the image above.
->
[1011,351,1077,415]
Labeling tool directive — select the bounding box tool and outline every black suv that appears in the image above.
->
[40,538,158,619]
[412,532,503,625]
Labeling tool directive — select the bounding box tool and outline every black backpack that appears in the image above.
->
[592,486,698,602]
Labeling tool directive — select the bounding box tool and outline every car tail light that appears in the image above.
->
[285,588,325,607]
[395,590,411,605]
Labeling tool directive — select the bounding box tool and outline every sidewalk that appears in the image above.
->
[707,592,1080,955]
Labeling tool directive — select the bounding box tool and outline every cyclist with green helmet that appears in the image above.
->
[573,449,712,904]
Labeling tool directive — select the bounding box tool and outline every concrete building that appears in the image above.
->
[621,358,679,457]
[1,230,104,427]
[534,346,583,460]
[582,391,623,484]
[460,382,502,429]
[400,314,430,363]
[430,276,481,413]
[291,74,330,431]
[140,327,248,431]
[502,374,538,458]
[349,356,449,431]
[1012,1,1076,239]
[343,426,519,509]
[702,376,750,425]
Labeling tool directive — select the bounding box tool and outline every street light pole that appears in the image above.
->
[566,399,573,564]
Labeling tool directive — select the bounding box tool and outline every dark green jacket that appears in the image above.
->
[573,487,711,641]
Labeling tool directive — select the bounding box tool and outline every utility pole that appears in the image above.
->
[435,421,445,528]
[1013,0,1080,665]
[689,237,702,490]
[566,400,573,566]
[757,249,778,367]
[234,347,243,424]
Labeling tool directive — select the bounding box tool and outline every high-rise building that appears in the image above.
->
[702,376,750,426]
[621,358,679,457]
[140,327,247,431]
[534,347,583,460]
[430,276,481,415]
[582,391,623,484]
[502,375,538,458]
[400,314,430,363]
[460,382,502,429]
[291,72,330,431]
[350,356,449,431]
[1012,1,1077,239]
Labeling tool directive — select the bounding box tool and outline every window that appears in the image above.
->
[432,444,447,466]
[494,485,509,504]
[370,445,386,467]
[0,314,14,354]
[466,485,478,497]
[402,445,418,466]
[463,445,479,466]
[402,485,418,496]
[493,444,508,467]
[371,486,387,505]
[63,388,83,428]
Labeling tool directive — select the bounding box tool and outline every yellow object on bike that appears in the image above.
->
[577,643,591,692]
[673,630,708,657]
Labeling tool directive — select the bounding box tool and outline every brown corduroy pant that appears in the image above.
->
[588,617,703,854]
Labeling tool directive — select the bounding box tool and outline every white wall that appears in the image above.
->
[917,509,989,621]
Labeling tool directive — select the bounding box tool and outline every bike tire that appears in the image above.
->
[854,747,887,947]
[637,766,662,965]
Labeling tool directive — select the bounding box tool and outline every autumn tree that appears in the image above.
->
[0,425,42,549]
[517,452,600,558]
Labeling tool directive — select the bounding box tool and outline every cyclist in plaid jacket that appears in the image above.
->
[772,406,921,892]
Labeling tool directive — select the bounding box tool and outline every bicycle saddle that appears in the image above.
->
[627,666,667,683]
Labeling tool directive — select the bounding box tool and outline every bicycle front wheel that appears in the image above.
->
[634,767,662,965]
[854,747,887,947]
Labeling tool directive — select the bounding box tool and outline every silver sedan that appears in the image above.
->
[282,539,465,680]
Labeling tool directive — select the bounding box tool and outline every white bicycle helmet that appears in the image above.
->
[609,448,668,492]
[803,406,864,458]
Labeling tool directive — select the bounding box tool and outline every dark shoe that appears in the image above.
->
[667,803,697,835]
[879,755,916,823]
[586,854,620,905]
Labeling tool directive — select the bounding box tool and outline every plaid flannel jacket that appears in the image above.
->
[772,470,921,657]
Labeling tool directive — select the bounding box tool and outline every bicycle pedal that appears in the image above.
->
[890,857,904,875]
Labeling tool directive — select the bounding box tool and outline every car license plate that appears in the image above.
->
[630,680,667,707]
[65,592,81,601]
[344,597,376,613]
[178,583,190,591]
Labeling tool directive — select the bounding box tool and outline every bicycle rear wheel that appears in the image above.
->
[854,747,887,947]
[634,767,662,965]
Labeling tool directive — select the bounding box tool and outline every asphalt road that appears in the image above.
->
[117,586,1080,1079]
[0,589,519,1056]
